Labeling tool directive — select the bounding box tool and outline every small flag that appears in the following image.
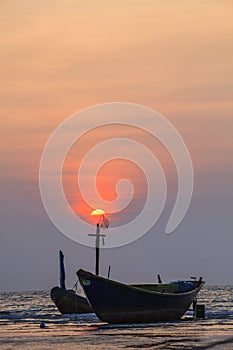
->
[100,215,109,228]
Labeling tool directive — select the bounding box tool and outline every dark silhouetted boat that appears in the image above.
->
[77,269,205,324]
[50,285,92,314]
[50,251,93,314]
[51,218,108,314]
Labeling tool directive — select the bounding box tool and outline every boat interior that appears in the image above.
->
[131,281,195,294]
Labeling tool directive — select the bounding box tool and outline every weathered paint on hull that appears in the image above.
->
[50,286,92,314]
[77,269,204,324]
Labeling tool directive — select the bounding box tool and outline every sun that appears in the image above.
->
[90,209,105,216]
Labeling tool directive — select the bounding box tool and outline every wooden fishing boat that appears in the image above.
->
[50,251,93,314]
[50,286,92,314]
[77,269,205,324]
[51,218,107,314]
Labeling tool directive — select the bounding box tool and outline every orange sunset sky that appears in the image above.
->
[1,1,233,290]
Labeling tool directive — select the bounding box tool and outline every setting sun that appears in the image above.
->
[90,209,106,216]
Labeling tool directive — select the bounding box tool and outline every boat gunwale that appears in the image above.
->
[77,269,205,297]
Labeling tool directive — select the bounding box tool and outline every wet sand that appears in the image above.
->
[1,318,233,350]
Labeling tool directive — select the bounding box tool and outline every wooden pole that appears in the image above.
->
[95,223,100,276]
[88,219,106,276]
[59,250,66,289]
[107,265,111,279]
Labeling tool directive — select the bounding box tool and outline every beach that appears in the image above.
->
[1,287,233,349]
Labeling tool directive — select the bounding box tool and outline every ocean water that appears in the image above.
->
[0,286,233,349]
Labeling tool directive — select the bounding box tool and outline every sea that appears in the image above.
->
[0,286,233,350]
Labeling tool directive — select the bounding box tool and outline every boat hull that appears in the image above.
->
[50,286,92,314]
[77,270,204,324]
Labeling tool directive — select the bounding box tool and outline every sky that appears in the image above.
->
[1,0,233,291]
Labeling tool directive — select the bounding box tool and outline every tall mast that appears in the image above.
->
[88,217,106,276]
[59,250,66,289]
[95,223,100,275]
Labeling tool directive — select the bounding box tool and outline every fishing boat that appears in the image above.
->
[77,269,205,324]
[50,251,93,314]
[50,285,92,314]
[51,213,109,314]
